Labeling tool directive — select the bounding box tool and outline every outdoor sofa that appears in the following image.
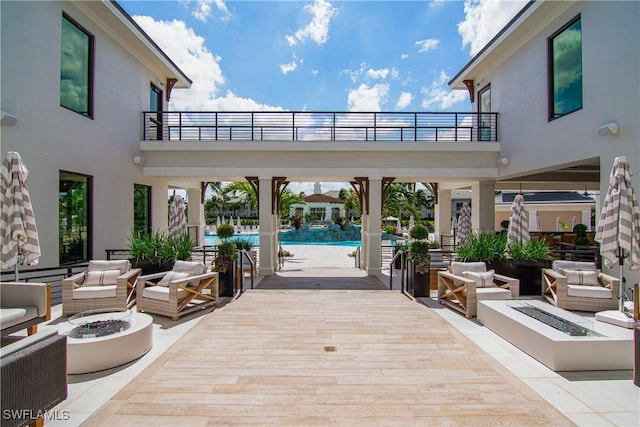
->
[0,282,51,336]
[1,328,67,427]
[542,260,620,312]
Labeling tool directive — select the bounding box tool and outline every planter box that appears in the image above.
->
[407,263,430,297]
[487,260,552,296]
[218,261,237,297]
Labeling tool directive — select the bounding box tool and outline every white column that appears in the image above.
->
[186,187,205,246]
[153,183,169,231]
[581,209,591,230]
[258,178,276,275]
[366,178,382,276]
[360,213,368,271]
[435,188,452,240]
[471,181,496,233]
[529,209,538,231]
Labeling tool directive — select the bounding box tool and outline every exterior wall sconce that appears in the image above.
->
[498,156,510,166]
[597,122,619,136]
[132,155,144,165]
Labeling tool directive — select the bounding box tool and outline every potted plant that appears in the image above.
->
[213,223,237,297]
[235,236,257,271]
[127,229,170,274]
[573,223,589,246]
[457,232,552,295]
[406,223,431,297]
[393,239,409,270]
[172,233,194,262]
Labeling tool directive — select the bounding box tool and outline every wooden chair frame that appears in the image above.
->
[136,271,218,320]
[541,268,619,312]
[438,270,519,319]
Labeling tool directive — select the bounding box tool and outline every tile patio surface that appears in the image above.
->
[83,288,572,426]
[46,245,639,426]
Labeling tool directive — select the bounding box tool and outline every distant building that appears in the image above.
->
[290,183,345,221]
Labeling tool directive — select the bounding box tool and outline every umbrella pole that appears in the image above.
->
[618,249,625,313]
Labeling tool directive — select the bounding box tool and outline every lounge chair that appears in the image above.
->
[438,261,519,318]
[136,260,218,320]
[62,260,141,316]
[542,260,619,312]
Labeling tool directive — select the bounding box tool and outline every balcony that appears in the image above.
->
[143,111,498,143]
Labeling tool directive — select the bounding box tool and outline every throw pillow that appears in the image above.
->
[563,269,600,286]
[158,271,192,287]
[463,270,495,288]
[84,269,121,286]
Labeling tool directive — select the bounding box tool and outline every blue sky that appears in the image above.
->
[121,0,527,194]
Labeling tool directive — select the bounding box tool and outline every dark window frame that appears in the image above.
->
[134,183,153,236]
[58,170,93,265]
[547,14,582,121]
[60,13,95,118]
[477,84,492,141]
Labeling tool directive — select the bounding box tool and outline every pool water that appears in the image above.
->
[204,234,361,247]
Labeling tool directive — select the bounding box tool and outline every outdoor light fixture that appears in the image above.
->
[498,156,510,166]
[132,155,144,165]
[596,122,619,136]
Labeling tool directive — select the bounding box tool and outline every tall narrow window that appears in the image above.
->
[478,84,492,141]
[149,84,163,140]
[60,14,93,117]
[59,171,92,264]
[549,15,582,120]
[134,184,152,236]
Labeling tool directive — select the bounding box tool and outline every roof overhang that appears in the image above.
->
[449,1,575,91]
[75,1,191,89]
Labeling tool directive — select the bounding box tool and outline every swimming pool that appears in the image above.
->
[203,234,362,247]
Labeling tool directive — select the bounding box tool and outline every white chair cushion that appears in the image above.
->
[172,261,205,275]
[567,284,612,299]
[73,285,117,299]
[463,270,495,288]
[476,287,512,300]
[552,260,596,273]
[171,261,205,287]
[88,260,130,274]
[142,286,188,302]
[0,307,38,330]
[563,269,600,286]
[451,262,486,276]
[158,271,191,287]
[84,269,120,286]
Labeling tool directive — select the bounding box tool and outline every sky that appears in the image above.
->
[120,0,528,195]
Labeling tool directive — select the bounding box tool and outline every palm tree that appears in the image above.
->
[339,187,360,218]
[279,189,305,218]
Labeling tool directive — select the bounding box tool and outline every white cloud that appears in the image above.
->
[280,53,300,75]
[347,83,389,112]
[134,16,281,111]
[458,0,527,56]
[396,92,413,110]
[429,0,446,8]
[420,71,469,109]
[366,68,389,79]
[401,53,409,60]
[415,38,440,53]
[311,69,319,76]
[190,0,231,22]
[286,0,339,46]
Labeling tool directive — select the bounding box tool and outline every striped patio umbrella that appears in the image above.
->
[457,202,472,245]
[595,156,640,312]
[168,195,187,238]
[507,194,530,246]
[1,152,41,280]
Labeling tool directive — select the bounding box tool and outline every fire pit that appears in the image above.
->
[68,308,131,339]
[58,308,153,374]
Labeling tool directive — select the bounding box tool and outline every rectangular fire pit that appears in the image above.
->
[477,300,634,371]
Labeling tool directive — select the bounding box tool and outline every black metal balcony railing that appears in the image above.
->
[143,111,498,142]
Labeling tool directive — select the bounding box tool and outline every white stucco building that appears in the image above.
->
[2,1,638,289]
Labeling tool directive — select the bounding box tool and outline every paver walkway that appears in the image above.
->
[85,278,572,425]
